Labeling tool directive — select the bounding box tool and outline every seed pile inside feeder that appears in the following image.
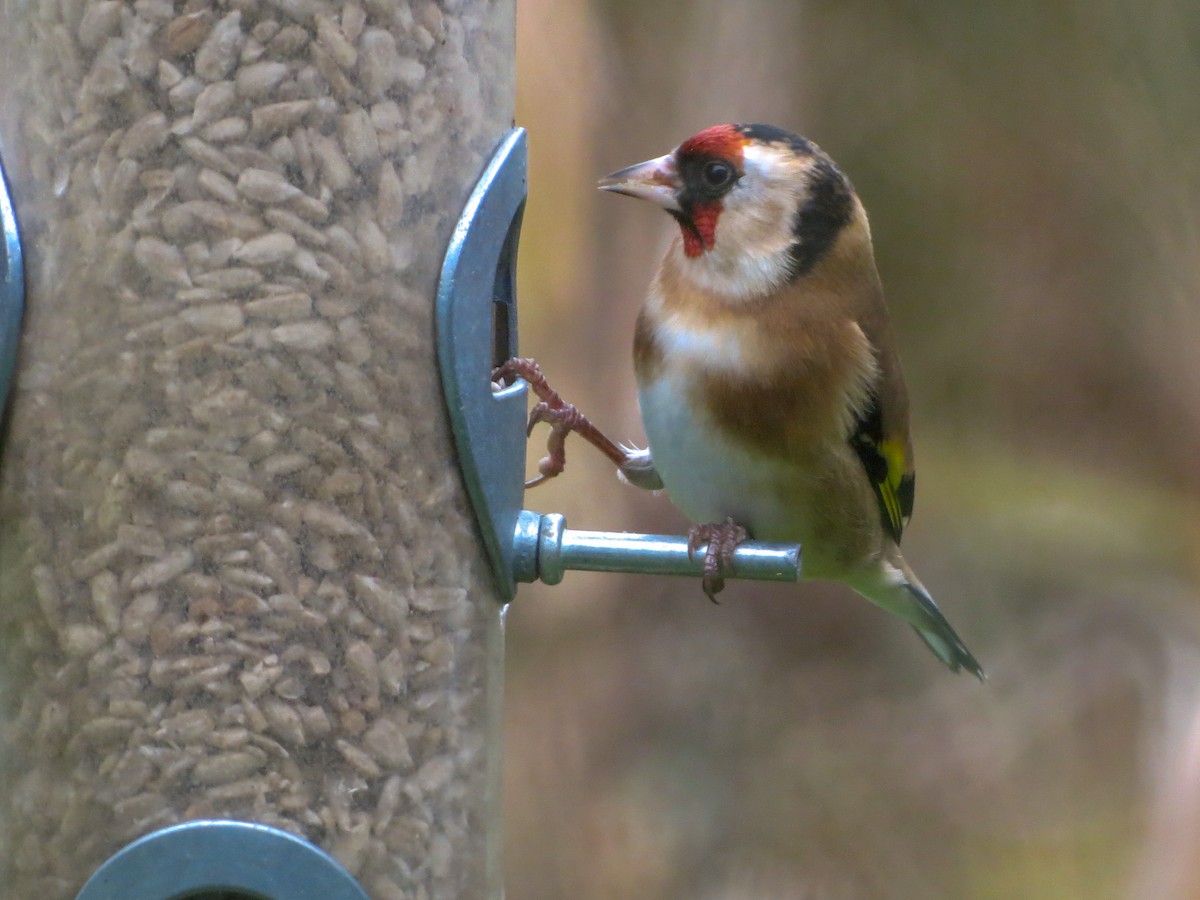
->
[0,0,512,896]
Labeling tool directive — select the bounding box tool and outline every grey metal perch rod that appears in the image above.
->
[512,510,802,586]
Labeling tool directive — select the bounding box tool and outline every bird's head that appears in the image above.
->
[599,123,865,298]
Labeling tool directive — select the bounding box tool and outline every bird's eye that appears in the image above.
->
[702,160,734,189]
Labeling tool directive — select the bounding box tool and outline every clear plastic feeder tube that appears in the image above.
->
[0,0,514,896]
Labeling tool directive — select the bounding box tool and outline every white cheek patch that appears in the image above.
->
[735,145,780,202]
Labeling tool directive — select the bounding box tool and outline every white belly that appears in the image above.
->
[637,373,807,539]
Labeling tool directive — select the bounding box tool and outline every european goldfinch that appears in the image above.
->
[594,123,984,678]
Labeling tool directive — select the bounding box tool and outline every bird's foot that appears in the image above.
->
[523,400,585,487]
[493,357,638,488]
[688,517,749,602]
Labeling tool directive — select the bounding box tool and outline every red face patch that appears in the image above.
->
[683,202,721,257]
[677,124,747,163]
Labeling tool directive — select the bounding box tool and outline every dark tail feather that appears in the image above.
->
[905,583,986,681]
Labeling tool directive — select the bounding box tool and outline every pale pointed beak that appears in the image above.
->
[597,153,682,212]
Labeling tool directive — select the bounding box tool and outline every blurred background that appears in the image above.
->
[503,1,1200,897]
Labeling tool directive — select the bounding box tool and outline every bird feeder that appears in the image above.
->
[0,0,514,896]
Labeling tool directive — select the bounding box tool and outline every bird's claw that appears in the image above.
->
[687,517,749,603]
[493,356,633,489]
[492,358,572,487]
[523,401,586,487]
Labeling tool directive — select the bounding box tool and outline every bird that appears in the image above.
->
[592,123,984,679]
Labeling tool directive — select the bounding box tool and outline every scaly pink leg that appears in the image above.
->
[688,517,749,602]
[493,357,634,488]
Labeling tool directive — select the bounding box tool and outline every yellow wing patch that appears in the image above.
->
[876,437,912,540]
[849,402,915,544]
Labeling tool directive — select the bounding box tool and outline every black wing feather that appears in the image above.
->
[849,391,914,544]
